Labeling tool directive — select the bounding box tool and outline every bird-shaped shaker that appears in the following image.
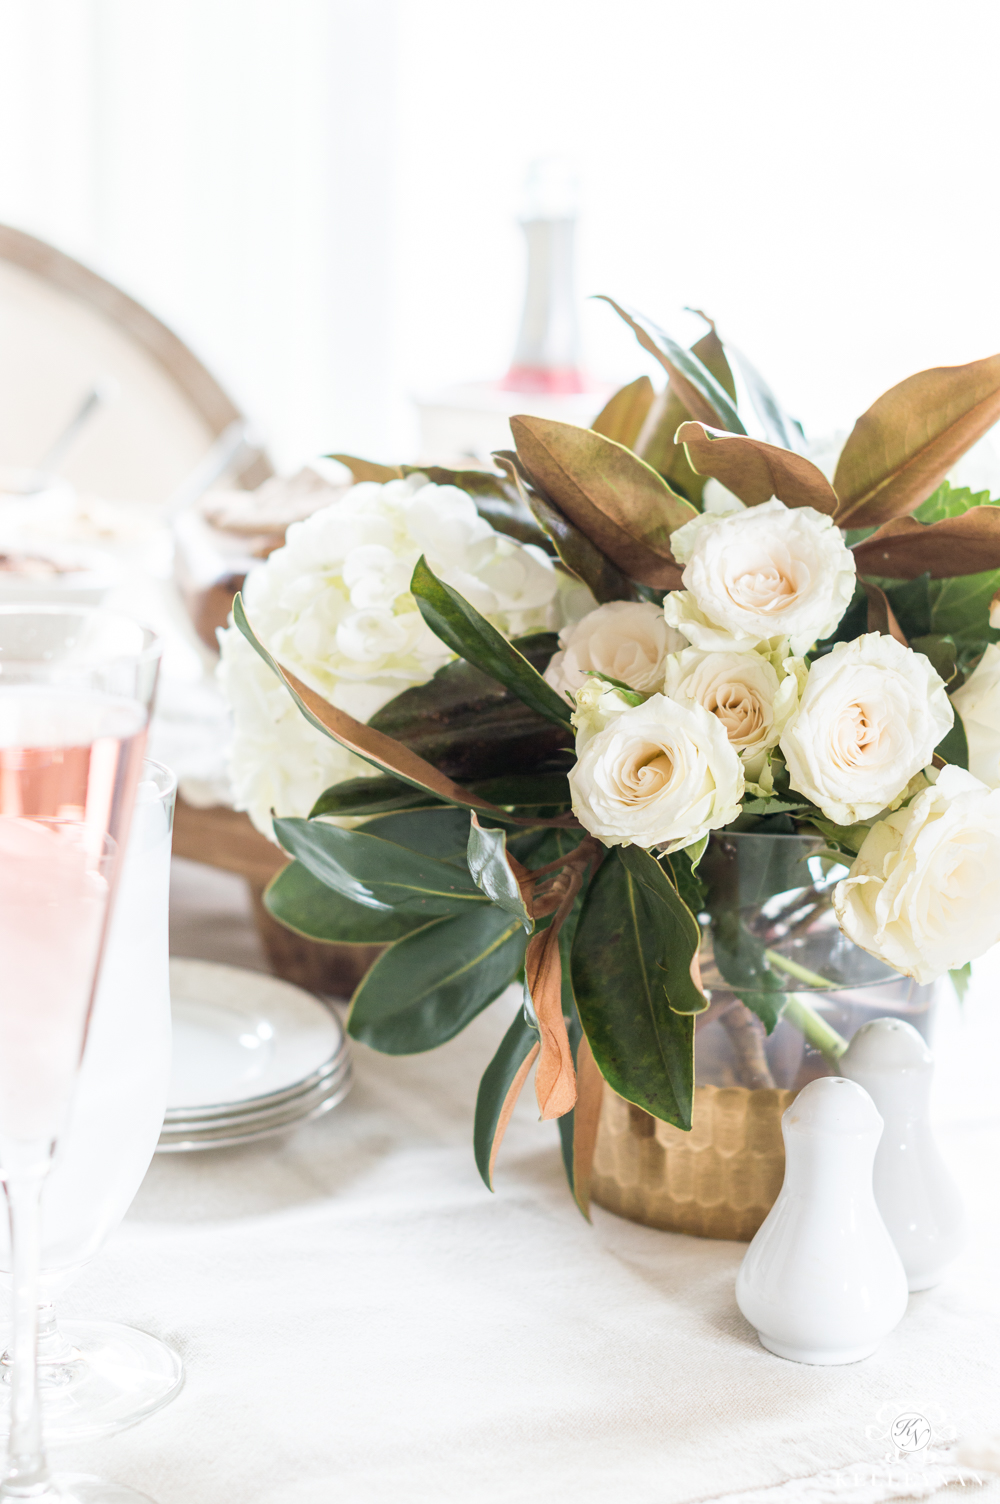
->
[736,1076,908,1364]
[840,1017,964,1291]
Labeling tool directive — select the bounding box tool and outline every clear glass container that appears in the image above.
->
[696,830,935,1091]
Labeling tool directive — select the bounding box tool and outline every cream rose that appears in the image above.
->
[569,693,744,852]
[663,642,802,781]
[544,600,685,698]
[780,634,953,825]
[834,765,1000,983]
[950,643,1000,788]
[664,499,856,655]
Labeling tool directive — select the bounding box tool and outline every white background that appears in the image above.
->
[1,0,999,471]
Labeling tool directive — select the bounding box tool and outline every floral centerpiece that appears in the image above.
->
[224,300,1000,1212]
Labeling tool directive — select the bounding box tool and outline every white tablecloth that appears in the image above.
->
[44,859,1000,1504]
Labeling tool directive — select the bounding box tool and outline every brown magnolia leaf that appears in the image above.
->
[634,329,737,506]
[833,354,1000,527]
[991,589,1000,629]
[591,375,655,449]
[510,415,694,588]
[488,1041,540,1188]
[525,916,577,1121]
[234,598,579,830]
[571,1032,605,1219]
[851,507,1000,579]
[676,422,838,514]
[862,582,908,645]
[328,454,403,484]
[596,297,744,433]
[493,450,633,604]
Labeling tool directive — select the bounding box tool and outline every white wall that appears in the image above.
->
[1,0,999,471]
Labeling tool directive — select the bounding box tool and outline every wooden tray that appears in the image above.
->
[172,796,382,997]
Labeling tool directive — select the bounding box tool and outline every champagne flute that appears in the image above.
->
[0,605,161,1504]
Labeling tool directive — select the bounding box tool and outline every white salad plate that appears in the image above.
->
[157,959,352,1152]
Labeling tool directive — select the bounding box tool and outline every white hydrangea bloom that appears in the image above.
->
[218,475,593,837]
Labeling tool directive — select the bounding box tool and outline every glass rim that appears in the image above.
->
[141,757,177,800]
[0,603,162,667]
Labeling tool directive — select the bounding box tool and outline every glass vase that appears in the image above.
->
[591,831,937,1240]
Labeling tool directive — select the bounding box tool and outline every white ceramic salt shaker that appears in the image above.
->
[840,1017,964,1291]
[735,1076,908,1364]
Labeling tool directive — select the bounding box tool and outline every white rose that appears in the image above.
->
[663,643,802,781]
[569,693,744,853]
[544,600,685,699]
[780,633,953,825]
[664,499,856,655]
[834,765,1000,983]
[950,643,1000,788]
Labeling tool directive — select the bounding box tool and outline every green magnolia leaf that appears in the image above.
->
[805,817,872,856]
[929,568,1000,654]
[467,773,572,809]
[909,634,959,686]
[273,817,486,917]
[632,328,738,505]
[935,709,969,768]
[510,415,695,588]
[493,449,633,604]
[467,817,533,931]
[833,353,1000,527]
[348,906,528,1054]
[590,375,655,449]
[264,861,423,944]
[949,962,972,1003]
[233,595,539,822]
[915,481,995,524]
[570,848,696,1128]
[473,1006,540,1190]
[728,345,805,453]
[596,297,746,435]
[882,575,932,640]
[369,633,573,781]
[410,556,573,729]
[740,797,814,817]
[618,847,706,1015]
[663,847,707,921]
[356,807,473,865]
[310,775,441,819]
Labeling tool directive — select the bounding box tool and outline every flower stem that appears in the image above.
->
[781,992,848,1064]
[763,948,838,990]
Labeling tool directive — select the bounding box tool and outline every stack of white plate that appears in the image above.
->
[158,959,352,1152]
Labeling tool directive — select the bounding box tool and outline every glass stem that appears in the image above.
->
[782,992,849,1065]
[1,1169,48,1497]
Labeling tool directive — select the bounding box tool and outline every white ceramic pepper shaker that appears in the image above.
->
[840,1017,964,1291]
[736,1076,908,1364]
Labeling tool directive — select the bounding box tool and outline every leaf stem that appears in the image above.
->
[781,992,848,1064]
[763,948,838,990]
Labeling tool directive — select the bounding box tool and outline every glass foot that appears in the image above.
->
[0,1476,157,1502]
[0,1322,183,1442]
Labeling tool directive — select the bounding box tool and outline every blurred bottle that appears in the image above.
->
[502,157,585,395]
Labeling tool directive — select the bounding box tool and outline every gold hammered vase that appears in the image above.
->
[590,1085,797,1242]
